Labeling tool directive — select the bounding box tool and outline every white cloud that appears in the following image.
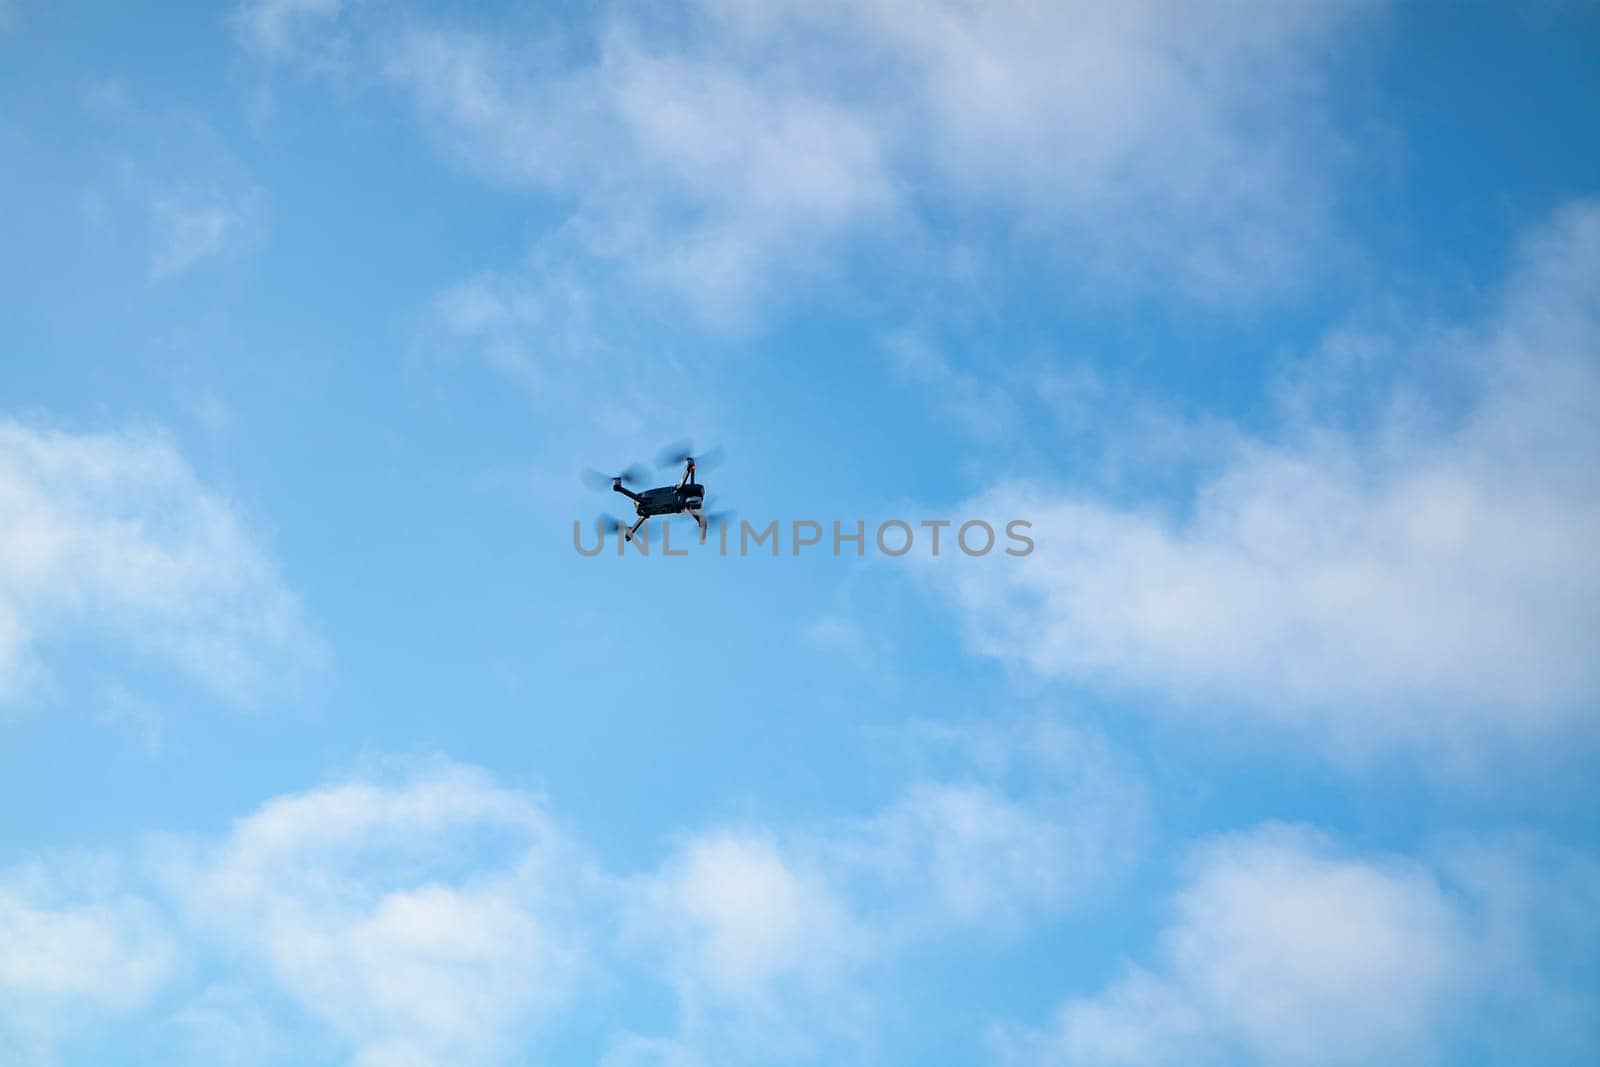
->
[0,857,178,1062]
[860,780,1106,929]
[1,757,1593,1064]
[834,721,1143,939]
[0,420,316,708]
[929,201,1600,759]
[429,263,600,388]
[161,762,589,1067]
[423,254,726,443]
[0,737,1118,1060]
[721,0,1371,300]
[241,0,1378,328]
[639,832,865,1013]
[887,332,1025,444]
[627,720,1142,1052]
[1030,825,1600,1067]
[386,17,895,327]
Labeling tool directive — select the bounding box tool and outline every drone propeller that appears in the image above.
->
[595,513,628,534]
[581,464,650,490]
[655,441,723,472]
[696,496,736,527]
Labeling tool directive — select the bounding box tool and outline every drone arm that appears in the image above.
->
[613,480,643,504]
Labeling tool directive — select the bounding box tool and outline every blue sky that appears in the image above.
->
[2,1,1599,1064]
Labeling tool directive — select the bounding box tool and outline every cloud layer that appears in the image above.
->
[628,720,1141,1057]
[0,859,176,1063]
[931,201,1600,759]
[162,764,587,1066]
[3,728,1138,1065]
[1029,824,1600,1067]
[0,421,316,709]
[10,761,1594,1065]
[237,0,1377,331]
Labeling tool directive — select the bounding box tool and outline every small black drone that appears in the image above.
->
[584,441,730,543]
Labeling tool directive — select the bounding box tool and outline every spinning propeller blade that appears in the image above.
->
[701,508,736,529]
[689,492,734,530]
[581,464,650,490]
[655,441,723,472]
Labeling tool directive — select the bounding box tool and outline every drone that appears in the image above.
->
[584,442,730,544]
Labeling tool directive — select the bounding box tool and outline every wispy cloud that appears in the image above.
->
[235,0,342,52]
[147,184,263,280]
[385,16,897,329]
[237,0,1380,333]
[7,748,1595,1064]
[81,84,266,282]
[925,201,1600,762]
[0,856,178,1062]
[625,719,1143,1056]
[428,262,601,389]
[1017,824,1600,1066]
[233,0,350,70]
[0,420,319,709]
[0,727,1137,1063]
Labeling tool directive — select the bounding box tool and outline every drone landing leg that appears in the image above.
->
[692,511,707,544]
[626,516,647,542]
